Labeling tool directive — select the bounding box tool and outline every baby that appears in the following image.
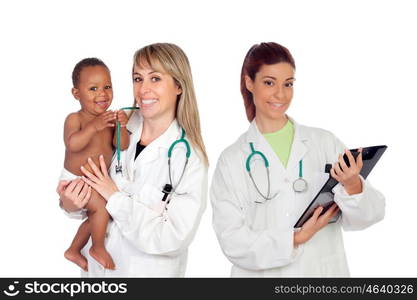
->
[61,58,129,271]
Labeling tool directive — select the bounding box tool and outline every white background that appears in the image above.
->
[0,0,416,277]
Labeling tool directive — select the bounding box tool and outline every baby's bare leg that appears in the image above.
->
[83,160,115,270]
[64,219,90,271]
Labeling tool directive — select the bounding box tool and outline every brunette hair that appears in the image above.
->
[240,42,295,121]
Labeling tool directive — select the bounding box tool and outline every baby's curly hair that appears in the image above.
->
[72,57,109,88]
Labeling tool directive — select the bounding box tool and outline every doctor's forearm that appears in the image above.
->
[293,229,311,247]
[293,231,302,247]
[331,176,385,230]
[343,177,363,195]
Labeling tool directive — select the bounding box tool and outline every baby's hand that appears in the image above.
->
[116,110,129,128]
[90,111,116,132]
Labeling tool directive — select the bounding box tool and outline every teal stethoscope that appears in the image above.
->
[246,142,308,203]
[115,107,191,193]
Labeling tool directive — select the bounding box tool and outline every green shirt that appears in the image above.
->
[263,120,295,168]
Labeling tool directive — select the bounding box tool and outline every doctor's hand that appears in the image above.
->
[294,203,340,247]
[57,179,91,212]
[81,155,119,201]
[331,148,363,195]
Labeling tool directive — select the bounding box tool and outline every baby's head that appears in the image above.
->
[71,58,113,115]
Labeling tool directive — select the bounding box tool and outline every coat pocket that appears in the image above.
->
[138,182,167,215]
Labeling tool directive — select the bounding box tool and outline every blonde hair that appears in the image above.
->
[132,43,208,165]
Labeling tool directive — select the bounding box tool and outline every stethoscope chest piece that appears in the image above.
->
[293,177,308,193]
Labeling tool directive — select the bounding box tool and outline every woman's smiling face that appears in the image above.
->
[132,60,182,122]
[245,62,295,122]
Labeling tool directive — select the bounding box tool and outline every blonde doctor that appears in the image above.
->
[210,42,385,277]
[58,43,208,277]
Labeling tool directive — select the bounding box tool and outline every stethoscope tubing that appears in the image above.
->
[115,109,191,198]
[246,142,306,203]
[116,106,140,171]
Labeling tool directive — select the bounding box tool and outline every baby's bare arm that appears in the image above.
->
[65,112,116,153]
[64,113,97,153]
[113,127,130,151]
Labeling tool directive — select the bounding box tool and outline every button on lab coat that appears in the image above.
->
[210,118,385,277]
[67,111,207,277]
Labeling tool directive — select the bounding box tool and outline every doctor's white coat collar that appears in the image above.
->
[245,116,309,171]
[125,110,182,165]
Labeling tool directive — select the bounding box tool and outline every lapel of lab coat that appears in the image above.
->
[244,116,309,178]
[126,111,181,179]
[286,117,309,175]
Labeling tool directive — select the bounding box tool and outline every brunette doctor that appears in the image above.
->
[58,43,208,277]
[210,42,385,277]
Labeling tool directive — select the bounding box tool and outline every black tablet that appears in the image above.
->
[294,145,387,228]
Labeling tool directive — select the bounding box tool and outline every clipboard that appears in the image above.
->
[294,145,387,228]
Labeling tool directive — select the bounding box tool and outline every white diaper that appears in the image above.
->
[59,168,79,181]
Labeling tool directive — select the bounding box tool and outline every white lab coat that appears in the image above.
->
[66,111,207,277]
[210,118,385,277]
